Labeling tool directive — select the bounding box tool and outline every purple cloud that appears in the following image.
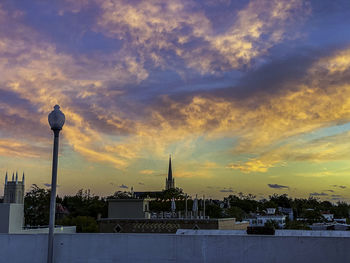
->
[310,192,328,196]
[268,184,289,189]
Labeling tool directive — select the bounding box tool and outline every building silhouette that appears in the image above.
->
[165,155,175,190]
[3,171,25,204]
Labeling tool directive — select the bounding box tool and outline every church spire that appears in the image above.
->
[165,154,175,190]
[5,171,7,184]
[22,172,25,184]
[168,155,172,182]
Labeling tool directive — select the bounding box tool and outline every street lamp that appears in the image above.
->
[185,194,188,219]
[47,105,65,263]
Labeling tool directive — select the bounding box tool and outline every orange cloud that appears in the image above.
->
[139,170,155,175]
[0,139,46,158]
[227,159,276,173]
[1,1,350,178]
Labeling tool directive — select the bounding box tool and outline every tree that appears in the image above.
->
[226,206,246,221]
[24,184,51,226]
[62,189,107,218]
[301,209,323,223]
[333,202,350,218]
[269,194,292,208]
[205,203,223,218]
[109,191,134,199]
[161,188,185,200]
[227,194,258,214]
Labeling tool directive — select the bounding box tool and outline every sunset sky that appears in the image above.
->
[1,0,350,201]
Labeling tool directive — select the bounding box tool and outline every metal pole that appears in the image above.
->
[203,195,205,219]
[185,195,187,219]
[47,130,60,263]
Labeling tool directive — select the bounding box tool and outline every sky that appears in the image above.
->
[1,0,350,201]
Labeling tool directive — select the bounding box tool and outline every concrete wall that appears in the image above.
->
[0,233,349,263]
[0,204,10,233]
[217,218,249,230]
[8,204,24,233]
[0,204,23,233]
[217,218,236,230]
[176,229,350,237]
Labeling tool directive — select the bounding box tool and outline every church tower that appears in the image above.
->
[3,172,25,204]
[165,155,175,190]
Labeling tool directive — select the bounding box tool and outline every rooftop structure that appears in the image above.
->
[108,198,151,219]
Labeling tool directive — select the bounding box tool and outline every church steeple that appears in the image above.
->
[168,155,172,182]
[165,155,175,190]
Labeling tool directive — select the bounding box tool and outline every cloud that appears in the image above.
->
[227,159,276,173]
[309,192,328,196]
[332,185,347,189]
[139,170,155,175]
[331,194,342,198]
[203,161,218,169]
[0,8,149,168]
[94,0,309,73]
[219,187,234,193]
[0,0,350,185]
[268,184,289,189]
[0,139,48,159]
[119,184,128,189]
[138,182,145,185]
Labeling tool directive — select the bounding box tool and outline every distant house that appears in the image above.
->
[133,191,162,199]
[56,203,70,220]
[248,215,286,228]
[321,212,334,222]
[334,218,347,224]
[278,207,294,221]
[247,208,286,228]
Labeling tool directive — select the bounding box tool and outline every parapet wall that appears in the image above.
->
[0,233,349,263]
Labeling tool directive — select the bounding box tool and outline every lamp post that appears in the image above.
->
[203,195,205,219]
[185,194,188,219]
[47,105,65,263]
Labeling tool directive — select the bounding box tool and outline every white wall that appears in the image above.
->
[8,204,24,233]
[0,204,23,233]
[0,233,349,263]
